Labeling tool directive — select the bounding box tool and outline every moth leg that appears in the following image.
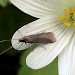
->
[24,42,31,46]
[16,42,24,50]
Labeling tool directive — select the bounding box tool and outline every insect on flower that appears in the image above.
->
[0,32,56,55]
[2,0,75,74]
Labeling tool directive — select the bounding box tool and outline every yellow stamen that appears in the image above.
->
[72,7,75,13]
[64,21,71,27]
[64,17,69,21]
[64,9,70,15]
[73,13,75,17]
[58,6,75,27]
[58,16,65,20]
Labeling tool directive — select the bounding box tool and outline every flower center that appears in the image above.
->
[58,7,75,27]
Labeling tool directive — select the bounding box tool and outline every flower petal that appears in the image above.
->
[58,34,75,75]
[11,16,60,50]
[10,0,65,18]
[26,27,74,69]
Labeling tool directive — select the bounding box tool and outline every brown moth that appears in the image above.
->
[19,32,56,43]
[0,32,56,55]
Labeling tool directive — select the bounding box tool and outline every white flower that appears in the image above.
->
[10,0,75,75]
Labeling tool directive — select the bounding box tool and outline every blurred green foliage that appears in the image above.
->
[0,0,10,7]
[0,2,58,75]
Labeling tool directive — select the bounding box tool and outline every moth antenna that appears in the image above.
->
[0,46,13,55]
[0,39,11,43]
[0,39,21,43]
[0,42,21,55]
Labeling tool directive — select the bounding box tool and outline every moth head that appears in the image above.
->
[11,30,31,50]
[19,36,31,42]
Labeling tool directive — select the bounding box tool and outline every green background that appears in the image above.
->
[0,1,58,75]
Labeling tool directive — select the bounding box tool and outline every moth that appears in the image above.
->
[19,32,56,43]
[0,32,56,55]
